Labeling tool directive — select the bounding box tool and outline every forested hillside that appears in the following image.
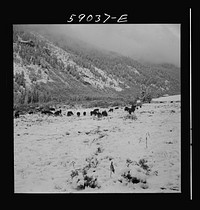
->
[13,25,180,108]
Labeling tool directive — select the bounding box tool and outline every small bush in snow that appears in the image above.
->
[138,158,150,172]
[70,169,79,179]
[70,158,101,190]
[119,162,148,187]
[72,172,100,190]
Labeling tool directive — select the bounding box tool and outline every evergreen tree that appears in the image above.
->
[15,71,26,88]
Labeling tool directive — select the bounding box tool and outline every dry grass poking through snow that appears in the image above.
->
[14,99,181,193]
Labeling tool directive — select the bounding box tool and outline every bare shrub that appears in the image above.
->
[138,158,151,175]
[70,157,101,190]
[121,169,146,184]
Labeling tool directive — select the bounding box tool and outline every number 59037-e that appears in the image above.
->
[67,13,128,23]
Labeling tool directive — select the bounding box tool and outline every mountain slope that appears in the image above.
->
[13,25,180,106]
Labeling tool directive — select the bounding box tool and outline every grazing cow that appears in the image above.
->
[129,105,137,114]
[67,111,74,116]
[91,110,98,116]
[124,107,129,112]
[124,104,137,114]
[41,110,46,114]
[54,109,62,116]
[115,107,119,109]
[77,112,80,117]
[102,110,108,117]
[83,111,86,116]
[97,112,102,118]
[15,110,20,118]
[108,108,113,112]
[94,111,98,116]
[41,110,54,115]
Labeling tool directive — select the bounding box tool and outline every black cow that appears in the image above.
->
[77,112,80,117]
[15,110,20,118]
[97,112,102,118]
[83,111,86,116]
[108,108,113,112]
[124,105,137,114]
[124,107,129,111]
[102,110,108,117]
[132,104,137,109]
[67,111,74,116]
[91,110,98,116]
[129,105,137,114]
[115,107,119,109]
[54,109,62,116]
[41,110,54,115]
[49,107,55,111]
[29,111,34,114]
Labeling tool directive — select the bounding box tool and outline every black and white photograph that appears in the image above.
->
[13,23,183,193]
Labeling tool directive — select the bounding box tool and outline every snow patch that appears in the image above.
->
[165,80,170,85]
[152,95,181,103]
[75,65,123,91]
[127,65,140,75]
[14,63,32,86]
[14,62,51,86]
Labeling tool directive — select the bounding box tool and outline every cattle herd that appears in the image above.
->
[14,102,142,119]
[90,109,108,117]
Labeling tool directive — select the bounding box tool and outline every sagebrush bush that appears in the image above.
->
[138,159,151,174]
[70,157,100,190]
[71,171,100,190]
[121,169,146,184]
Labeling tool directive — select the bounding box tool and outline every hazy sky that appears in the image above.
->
[33,24,180,67]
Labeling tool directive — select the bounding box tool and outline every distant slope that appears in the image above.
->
[13,25,180,106]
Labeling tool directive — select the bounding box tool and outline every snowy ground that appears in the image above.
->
[14,95,181,193]
[151,95,180,103]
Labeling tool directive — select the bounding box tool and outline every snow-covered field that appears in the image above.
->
[151,95,180,103]
[14,95,181,193]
